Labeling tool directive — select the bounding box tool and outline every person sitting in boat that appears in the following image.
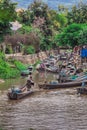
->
[26,75,34,91]
[11,86,21,93]
[50,80,58,85]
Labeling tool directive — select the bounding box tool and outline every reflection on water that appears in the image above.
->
[0,72,87,130]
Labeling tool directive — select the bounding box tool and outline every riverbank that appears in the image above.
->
[0,79,5,83]
[5,51,49,64]
[0,50,55,83]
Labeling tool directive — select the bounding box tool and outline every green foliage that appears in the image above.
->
[0,0,17,22]
[17,25,32,34]
[54,13,68,28]
[28,0,49,20]
[0,0,17,43]
[5,46,13,54]
[46,9,68,36]
[54,23,84,48]
[27,1,56,47]
[0,0,87,52]
[58,4,68,13]
[0,52,19,79]
[0,21,11,42]
[2,1,68,50]
[18,26,44,52]
[24,45,35,54]
[33,60,41,68]
[78,27,87,45]
[67,2,87,24]
[17,9,31,25]
[14,60,27,71]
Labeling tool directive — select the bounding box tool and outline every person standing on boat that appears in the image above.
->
[26,74,34,91]
[80,46,86,64]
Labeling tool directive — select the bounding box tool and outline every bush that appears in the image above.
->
[5,47,13,54]
[14,60,27,71]
[24,45,35,54]
[0,52,19,79]
[0,59,19,79]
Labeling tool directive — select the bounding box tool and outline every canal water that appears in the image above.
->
[0,72,87,130]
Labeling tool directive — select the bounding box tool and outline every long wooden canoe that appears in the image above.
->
[38,80,87,89]
[7,87,33,100]
[7,90,33,100]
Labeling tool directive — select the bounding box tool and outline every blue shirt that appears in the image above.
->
[81,48,86,58]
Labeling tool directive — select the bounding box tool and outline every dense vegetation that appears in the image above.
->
[0,52,20,79]
[0,0,17,42]
[54,24,87,48]
[0,0,87,79]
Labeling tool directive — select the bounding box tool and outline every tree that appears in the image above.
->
[54,24,83,48]
[16,0,68,51]
[78,27,87,45]
[27,0,55,50]
[17,9,31,25]
[0,0,17,42]
[67,2,87,24]
[54,13,68,28]
[58,4,68,13]
[17,25,32,34]
[5,27,44,53]
[28,0,49,21]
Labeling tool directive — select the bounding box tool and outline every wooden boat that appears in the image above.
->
[21,66,33,76]
[36,63,50,72]
[46,66,59,73]
[38,80,87,89]
[7,86,33,100]
[37,65,59,74]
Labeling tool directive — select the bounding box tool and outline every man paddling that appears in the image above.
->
[26,75,34,91]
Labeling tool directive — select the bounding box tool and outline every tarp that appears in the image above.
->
[81,48,87,58]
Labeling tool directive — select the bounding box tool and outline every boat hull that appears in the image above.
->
[39,80,87,89]
[7,91,33,100]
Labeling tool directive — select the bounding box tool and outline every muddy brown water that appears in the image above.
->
[0,72,87,130]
